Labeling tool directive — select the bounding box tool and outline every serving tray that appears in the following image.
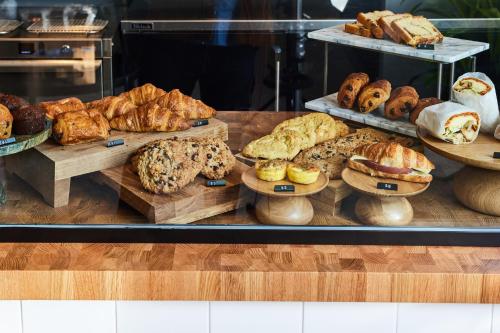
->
[305,93,417,138]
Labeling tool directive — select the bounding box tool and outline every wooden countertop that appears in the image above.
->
[0,242,499,302]
[0,111,500,302]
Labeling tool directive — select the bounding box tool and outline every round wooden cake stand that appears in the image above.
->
[341,168,430,226]
[241,168,329,225]
[418,129,500,216]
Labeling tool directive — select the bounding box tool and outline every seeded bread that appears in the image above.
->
[377,13,412,43]
[391,16,443,47]
[357,10,394,39]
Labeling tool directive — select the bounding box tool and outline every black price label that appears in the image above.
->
[377,182,398,191]
[0,137,16,146]
[417,44,434,50]
[207,180,226,187]
[494,152,500,159]
[107,139,124,147]
[274,185,295,192]
[193,119,209,127]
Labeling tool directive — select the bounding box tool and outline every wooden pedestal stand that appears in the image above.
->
[341,168,430,226]
[241,168,329,225]
[418,129,500,216]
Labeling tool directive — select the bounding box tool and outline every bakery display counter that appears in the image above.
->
[0,111,499,245]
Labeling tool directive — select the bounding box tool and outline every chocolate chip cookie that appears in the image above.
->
[200,138,236,180]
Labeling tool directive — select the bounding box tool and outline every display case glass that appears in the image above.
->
[0,0,498,244]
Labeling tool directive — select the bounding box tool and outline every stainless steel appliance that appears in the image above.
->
[0,23,112,103]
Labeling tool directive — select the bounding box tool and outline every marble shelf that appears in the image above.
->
[305,93,417,138]
[308,25,489,63]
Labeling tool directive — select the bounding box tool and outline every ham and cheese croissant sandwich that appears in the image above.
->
[415,101,481,144]
[348,142,434,183]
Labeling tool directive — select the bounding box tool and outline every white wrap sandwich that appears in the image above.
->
[416,101,481,144]
[452,72,499,134]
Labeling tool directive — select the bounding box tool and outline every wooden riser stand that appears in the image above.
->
[6,118,229,207]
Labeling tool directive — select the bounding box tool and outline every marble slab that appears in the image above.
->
[308,25,489,63]
[305,93,417,138]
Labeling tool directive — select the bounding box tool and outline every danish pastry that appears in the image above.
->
[357,80,391,113]
[337,72,370,109]
[384,86,419,120]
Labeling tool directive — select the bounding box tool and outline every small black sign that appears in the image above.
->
[193,119,209,127]
[416,44,434,50]
[131,23,153,30]
[494,152,500,159]
[0,137,16,146]
[207,180,226,187]
[274,185,295,192]
[107,139,124,147]
[377,182,398,191]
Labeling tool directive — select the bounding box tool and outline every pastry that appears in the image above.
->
[109,105,192,132]
[39,97,85,120]
[337,72,370,109]
[0,104,13,139]
[410,97,442,124]
[242,113,349,160]
[415,101,480,144]
[255,159,288,182]
[357,80,391,113]
[118,83,167,106]
[293,127,414,179]
[0,94,29,112]
[200,138,235,180]
[52,108,110,145]
[391,16,443,46]
[377,13,412,43]
[141,89,216,120]
[384,86,419,120]
[357,10,394,39]
[11,104,46,135]
[286,162,321,185]
[136,139,204,194]
[344,22,372,38]
[348,142,435,183]
[86,95,137,121]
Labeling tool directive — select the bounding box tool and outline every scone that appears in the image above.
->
[337,72,370,109]
[0,104,13,139]
[136,139,205,194]
[255,159,288,182]
[201,138,235,180]
[287,162,321,185]
[11,104,46,135]
[358,80,392,113]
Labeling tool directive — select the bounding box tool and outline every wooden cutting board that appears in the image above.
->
[6,118,228,207]
[96,160,252,224]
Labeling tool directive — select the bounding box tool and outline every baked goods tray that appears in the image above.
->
[308,25,489,63]
[305,93,417,138]
[0,20,22,34]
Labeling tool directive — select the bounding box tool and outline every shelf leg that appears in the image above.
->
[323,42,329,96]
[449,62,455,100]
[437,63,443,99]
[470,56,477,72]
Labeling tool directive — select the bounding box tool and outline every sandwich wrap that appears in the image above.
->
[415,101,480,144]
[452,72,499,134]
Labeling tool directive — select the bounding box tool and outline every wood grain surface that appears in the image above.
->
[97,161,252,224]
[418,129,500,171]
[0,242,498,302]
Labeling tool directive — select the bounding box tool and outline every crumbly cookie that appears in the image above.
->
[200,138,235,179]
[136,139,204,194]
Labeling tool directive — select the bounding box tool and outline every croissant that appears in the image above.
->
[142,89,216,120]
[86,96,136,120]
[109,105,192,132]
[39,97,86,119]
[53,108,110,145]
[118,83,167,105]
